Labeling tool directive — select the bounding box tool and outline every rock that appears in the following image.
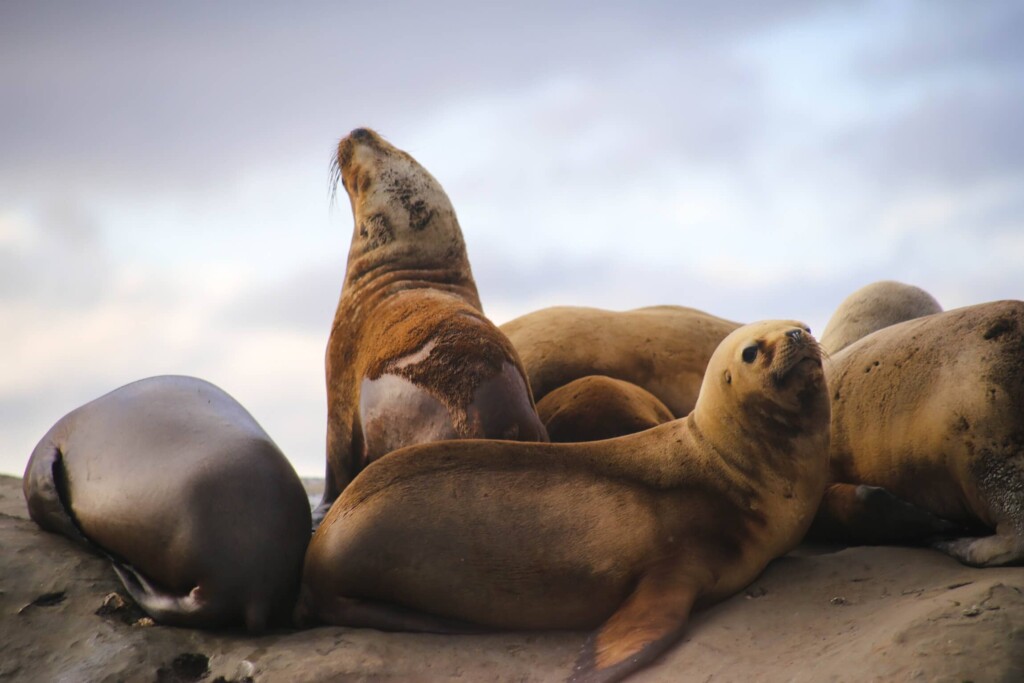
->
[1,474,1023,682]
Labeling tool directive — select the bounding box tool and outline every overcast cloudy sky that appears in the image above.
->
[2,1,1021,477]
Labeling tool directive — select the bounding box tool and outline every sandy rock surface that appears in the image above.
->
[2,474,1023,682]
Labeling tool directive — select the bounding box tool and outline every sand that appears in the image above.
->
[2,473,1022,682]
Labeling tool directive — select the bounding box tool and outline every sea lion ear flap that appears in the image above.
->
[568,561,700,683]
[724,369,732,385]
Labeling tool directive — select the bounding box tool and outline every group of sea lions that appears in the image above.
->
[23,128,1023,682]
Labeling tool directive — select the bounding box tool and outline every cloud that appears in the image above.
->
[0,0,823,197]
[3,1,1023,480]
[857,1,1024,80]
[0,206,331,477]
[836,84,1024,191]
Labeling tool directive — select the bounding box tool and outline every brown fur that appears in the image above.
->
[825,300,1024,565]
[317,128,545,524]
[820,280,942,355]
[536,375,675,442]
[501,305,741,418]
[298,321,830,682]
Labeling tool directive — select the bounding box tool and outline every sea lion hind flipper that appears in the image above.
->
[22,436,90,547]
[110,562,208,625]
[569,563,700,683]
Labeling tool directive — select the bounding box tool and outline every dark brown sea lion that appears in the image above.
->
[297,321,830,682]
[316,127,546,525]
[22,375,311,631]
[536,375,674,443]
[823,300,1024,566]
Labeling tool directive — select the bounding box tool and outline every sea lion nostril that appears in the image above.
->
[350,128,373,142]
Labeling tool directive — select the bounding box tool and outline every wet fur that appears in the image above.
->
[23,376,311,631]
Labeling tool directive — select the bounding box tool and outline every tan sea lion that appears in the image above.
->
[22,375,311,631]
[824,300,1024,566]
[819,280,942,354]
[536,375,674,442]
[297,320,830,682]
[316,128,547,525]
[808,280,959,544]
[501,305,741,419]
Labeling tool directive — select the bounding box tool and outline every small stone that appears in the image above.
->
[133,617,156,627]
[96,592,127,615]
[745,586,768,599]
[962,605,982,617]
[829,596,848,606]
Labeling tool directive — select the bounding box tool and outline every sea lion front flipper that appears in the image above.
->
[569,561,701,683]
[806,483,968,544]
[932,530,1024,567]
[22,436,90,546]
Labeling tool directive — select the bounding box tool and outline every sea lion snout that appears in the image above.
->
[336,128,389,194]
[350,127,375,142]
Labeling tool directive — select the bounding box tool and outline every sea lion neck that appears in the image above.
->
[342,250,482,311]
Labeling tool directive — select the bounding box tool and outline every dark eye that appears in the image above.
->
[804,326,811,334]
[742,345,758,363]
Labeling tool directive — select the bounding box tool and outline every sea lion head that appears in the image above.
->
[698,320,830,445]
[333,128,467,266]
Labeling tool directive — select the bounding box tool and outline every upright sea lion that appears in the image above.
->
[824,300,1024,566]
[819,280,942,355]
[501,305,741,419]
[22,375,311,631]
[297,321,830,683]
[317,128,546,524]
[536,375,674,443]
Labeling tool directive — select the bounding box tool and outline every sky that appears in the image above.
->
[1,0,1021,477]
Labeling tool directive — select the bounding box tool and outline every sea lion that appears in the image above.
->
[501,305,741,419]
[316,128,546,525]
[807,280,959,545]
[22,375,311,631]
[536,375,674,442]
[819,280,942,355]
[297,320,830,683]
[824,300,1024,566]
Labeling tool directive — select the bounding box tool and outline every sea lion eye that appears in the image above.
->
[742,345,758,363]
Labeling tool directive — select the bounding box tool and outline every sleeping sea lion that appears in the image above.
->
[501,305,740,419]
[23,375,311,631]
